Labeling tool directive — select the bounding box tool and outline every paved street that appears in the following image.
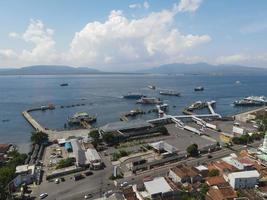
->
[31,140,262,200]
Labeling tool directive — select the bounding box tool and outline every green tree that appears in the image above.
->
[89,130,101,147]
[208,169,220,177]
[158,126,169,135]
[56,158,74,169]
[187,143,199,157]
[102,133,115,145]
[199,183,209,200]
[31,131,48,145]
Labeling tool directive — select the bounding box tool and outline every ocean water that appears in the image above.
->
[0,74,266,152]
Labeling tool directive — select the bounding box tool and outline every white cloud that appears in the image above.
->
[129,3,142,9]
[216,54,249,64]
[0,2,210,69]
[67,8,211,69]
[129,1,149,10]
[9,32,19,38]
[215,53,267,67]
[1,19,59,66]
[174,0,203,13]
[143,1,150,9]
[0,49,17,60]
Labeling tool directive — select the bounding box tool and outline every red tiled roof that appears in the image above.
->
[206,176,228,187]
[171,165,199,178]
[0,144,10,154]
[206,186,237,200]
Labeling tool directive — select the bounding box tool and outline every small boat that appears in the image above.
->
[60,83,69,87]
[136,97,162,104]
[68,112,96,124]
[148,85,156,90]
[158,103,169,111]
[194,86,204,91]
[159,90,180,96]
[235,81,241,84]
[123,93,146,99]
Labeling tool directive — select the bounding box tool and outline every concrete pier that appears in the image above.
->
[22,107,90,140]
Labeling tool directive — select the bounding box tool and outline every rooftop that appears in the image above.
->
[171,165,199,178]
[206,176,228,187]
[144,177,172,195]
[16,164,35,175]
[100,120,152,133]
[0,144,10,153]
[228,170,260,179]
[206,186,237,200]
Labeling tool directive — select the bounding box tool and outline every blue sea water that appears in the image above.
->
[0,74,266,152]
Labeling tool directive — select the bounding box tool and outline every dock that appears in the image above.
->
[22,106,91,140]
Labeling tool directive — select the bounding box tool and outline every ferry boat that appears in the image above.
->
[194,86,204,91]
[68,112,96,124]
[60,83,69,87]
[136,97,162,104]
[159,90,180,96]
[233,96,267,106]
[148,85,156,90]
[123,93,146,99]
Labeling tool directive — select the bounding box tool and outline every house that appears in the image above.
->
[222,154,255,171]
[122,186,138,200]
[195,165,209,178]
[0,144,11,154]
[206,186,237,200]
[85,148,102,169]
[206,176,229,187]
[70,139,89,166]
[227,170,260,189]
[14,164,37,186]
[143,177,173,198]
[169,165,202,184]
[208,161,237,176]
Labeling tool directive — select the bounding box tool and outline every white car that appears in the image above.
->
[84,193,93,199]
[55,178,59,184]
[39,193,48,199]
[120,181,128,187]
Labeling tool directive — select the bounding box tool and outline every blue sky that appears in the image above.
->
[0,0,267,71]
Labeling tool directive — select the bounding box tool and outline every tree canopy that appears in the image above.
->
[31,131,48,145]
[186,143,199,157]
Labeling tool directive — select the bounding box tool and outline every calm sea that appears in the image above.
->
[0,74,266,152]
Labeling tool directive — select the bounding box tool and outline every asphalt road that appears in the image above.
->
[31,140,262,200]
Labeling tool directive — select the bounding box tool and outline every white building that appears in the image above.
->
[14,164,36,186]
[222,154,254,170]
[228,170,260,189]
[143,177,172,197]
[85,148,102,169]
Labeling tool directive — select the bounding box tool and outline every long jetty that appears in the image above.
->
[22,106,90,140]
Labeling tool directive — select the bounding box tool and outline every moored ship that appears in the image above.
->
[68,112,96,124]
[123,93,146,99]
[136,97,162,104]
[233,96,267,106]
[159,90,180,96]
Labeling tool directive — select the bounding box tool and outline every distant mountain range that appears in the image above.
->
[0,65,102,75]
[137,62,267,75]
[0,63,266,75]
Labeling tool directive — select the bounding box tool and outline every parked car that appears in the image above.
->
[39,193,48,199]
[120,181,128,187]
[60,177,65,182]
[74,174,84,181]
[54,178,59,184]
[84,171,93,176]
[84,193,93,199]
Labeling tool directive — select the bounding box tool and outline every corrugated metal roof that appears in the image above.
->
[100,120,152,133]
[144,177,172,195]
[85,148,101,162]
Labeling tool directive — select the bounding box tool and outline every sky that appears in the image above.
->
[0,0,267,71]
